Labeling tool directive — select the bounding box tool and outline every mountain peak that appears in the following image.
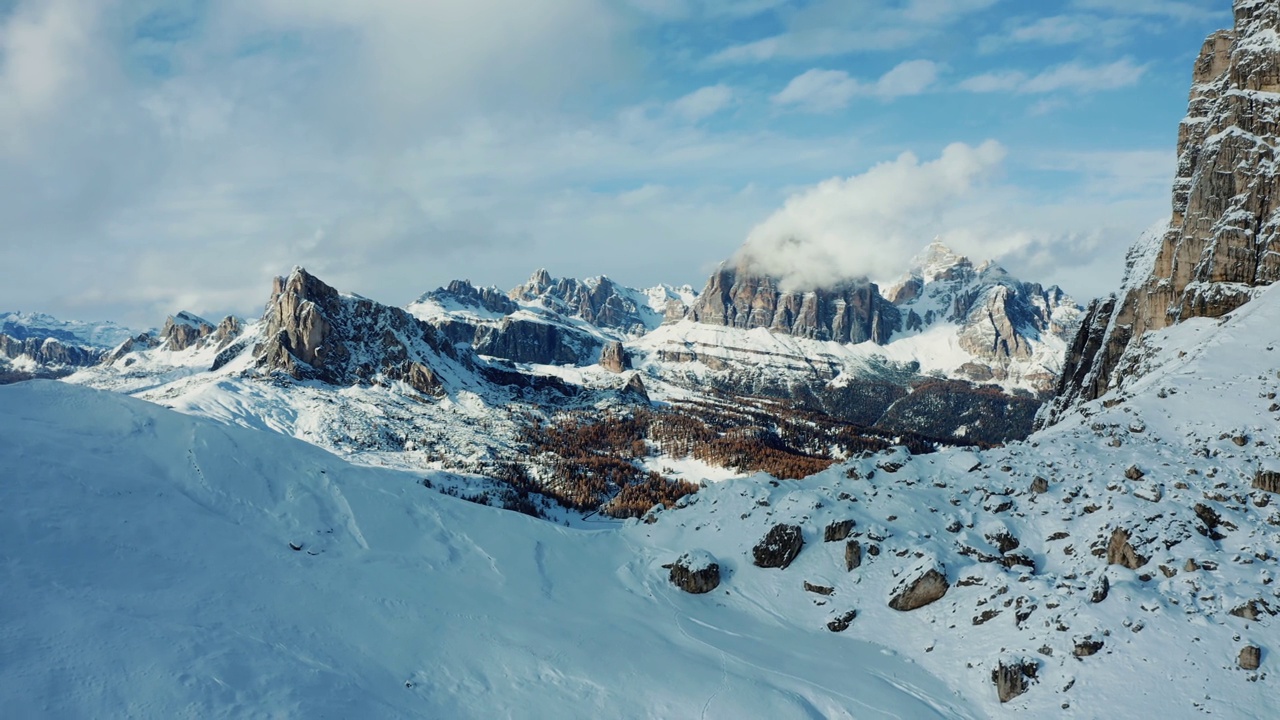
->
[908,240,972,279]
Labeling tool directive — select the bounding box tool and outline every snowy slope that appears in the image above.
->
[0,380,974,719]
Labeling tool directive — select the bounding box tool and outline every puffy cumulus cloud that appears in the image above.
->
[773,60,940,111]
[737,140,1008,290]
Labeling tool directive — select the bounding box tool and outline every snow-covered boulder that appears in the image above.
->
[668,550,720,594]
[887,558,949,611]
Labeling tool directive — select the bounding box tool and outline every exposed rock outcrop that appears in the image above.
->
[1106,528,1148,570]
[844,540,862,571]
[1240,645,1262,670]
[599,341,630,373]
[992,658,1039,703]
[1046,2,1280,421]
[425,279,519,316]
[161,312,215,352]
[1253,470,1280,494]
[823,519,854,542]
[887,560,949,611]
[622,373,650,404]
[826,609,857,633]
[752,524,804,569]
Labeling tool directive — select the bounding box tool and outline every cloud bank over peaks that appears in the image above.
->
[736,140,1008,291]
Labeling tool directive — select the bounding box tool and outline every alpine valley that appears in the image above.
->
[4,1,1280,718]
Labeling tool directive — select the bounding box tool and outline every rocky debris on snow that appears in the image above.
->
[1106,528,1148,570]
[824,519,854,542]
[845,539,862,571]
[599,341,630,373]
[1073,636,1104,658]
[667,550,721,594]
[826,610,857,633]
[803,581,835,596]
[1134,482,1163,503]
[1124,465,1145,481]
[992,657,1039,703]
[752,524,803,569]
[1240,645,1262,670]
[887,559,949,611]
[1229,599,1276,621]
[1090,573,1110,604]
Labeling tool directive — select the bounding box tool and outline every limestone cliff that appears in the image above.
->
[1045,1,1280,423]
[686,262,900,345]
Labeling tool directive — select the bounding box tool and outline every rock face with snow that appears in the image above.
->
[160,312,216,352]
[510,270,660,336]
[473,317,600,366]
[686,261,900,345]
[1047,1,1280,420]
[255,268,460,396]
[0,311,135,381]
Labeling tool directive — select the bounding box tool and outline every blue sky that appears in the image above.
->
[0,0,1231,325]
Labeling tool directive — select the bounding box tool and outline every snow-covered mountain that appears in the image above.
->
[0,311,138,381]
[7,271,1280,717]
[5,3,1280,716]
[400,242,1082,445]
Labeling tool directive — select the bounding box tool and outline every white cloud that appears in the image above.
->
[980,14,1139,51]
[773,69,861,111]
[877,59,942,96]
[670,84,734,122]
[737,141,1009,289]
[773,60,940,111]
[707,0,997,63]
[1071,0,1219,22]
[960,58,1147,94]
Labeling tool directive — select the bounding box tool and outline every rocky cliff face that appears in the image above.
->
[425,280,519,316]
[510,270,660,336]
[686,262,901,345]
[160,312,216,352]
[1046,1,1280,422]
[0,334,102,369]
[254,268,462,396]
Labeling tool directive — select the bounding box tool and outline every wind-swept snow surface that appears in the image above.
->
[0,381,972,719]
